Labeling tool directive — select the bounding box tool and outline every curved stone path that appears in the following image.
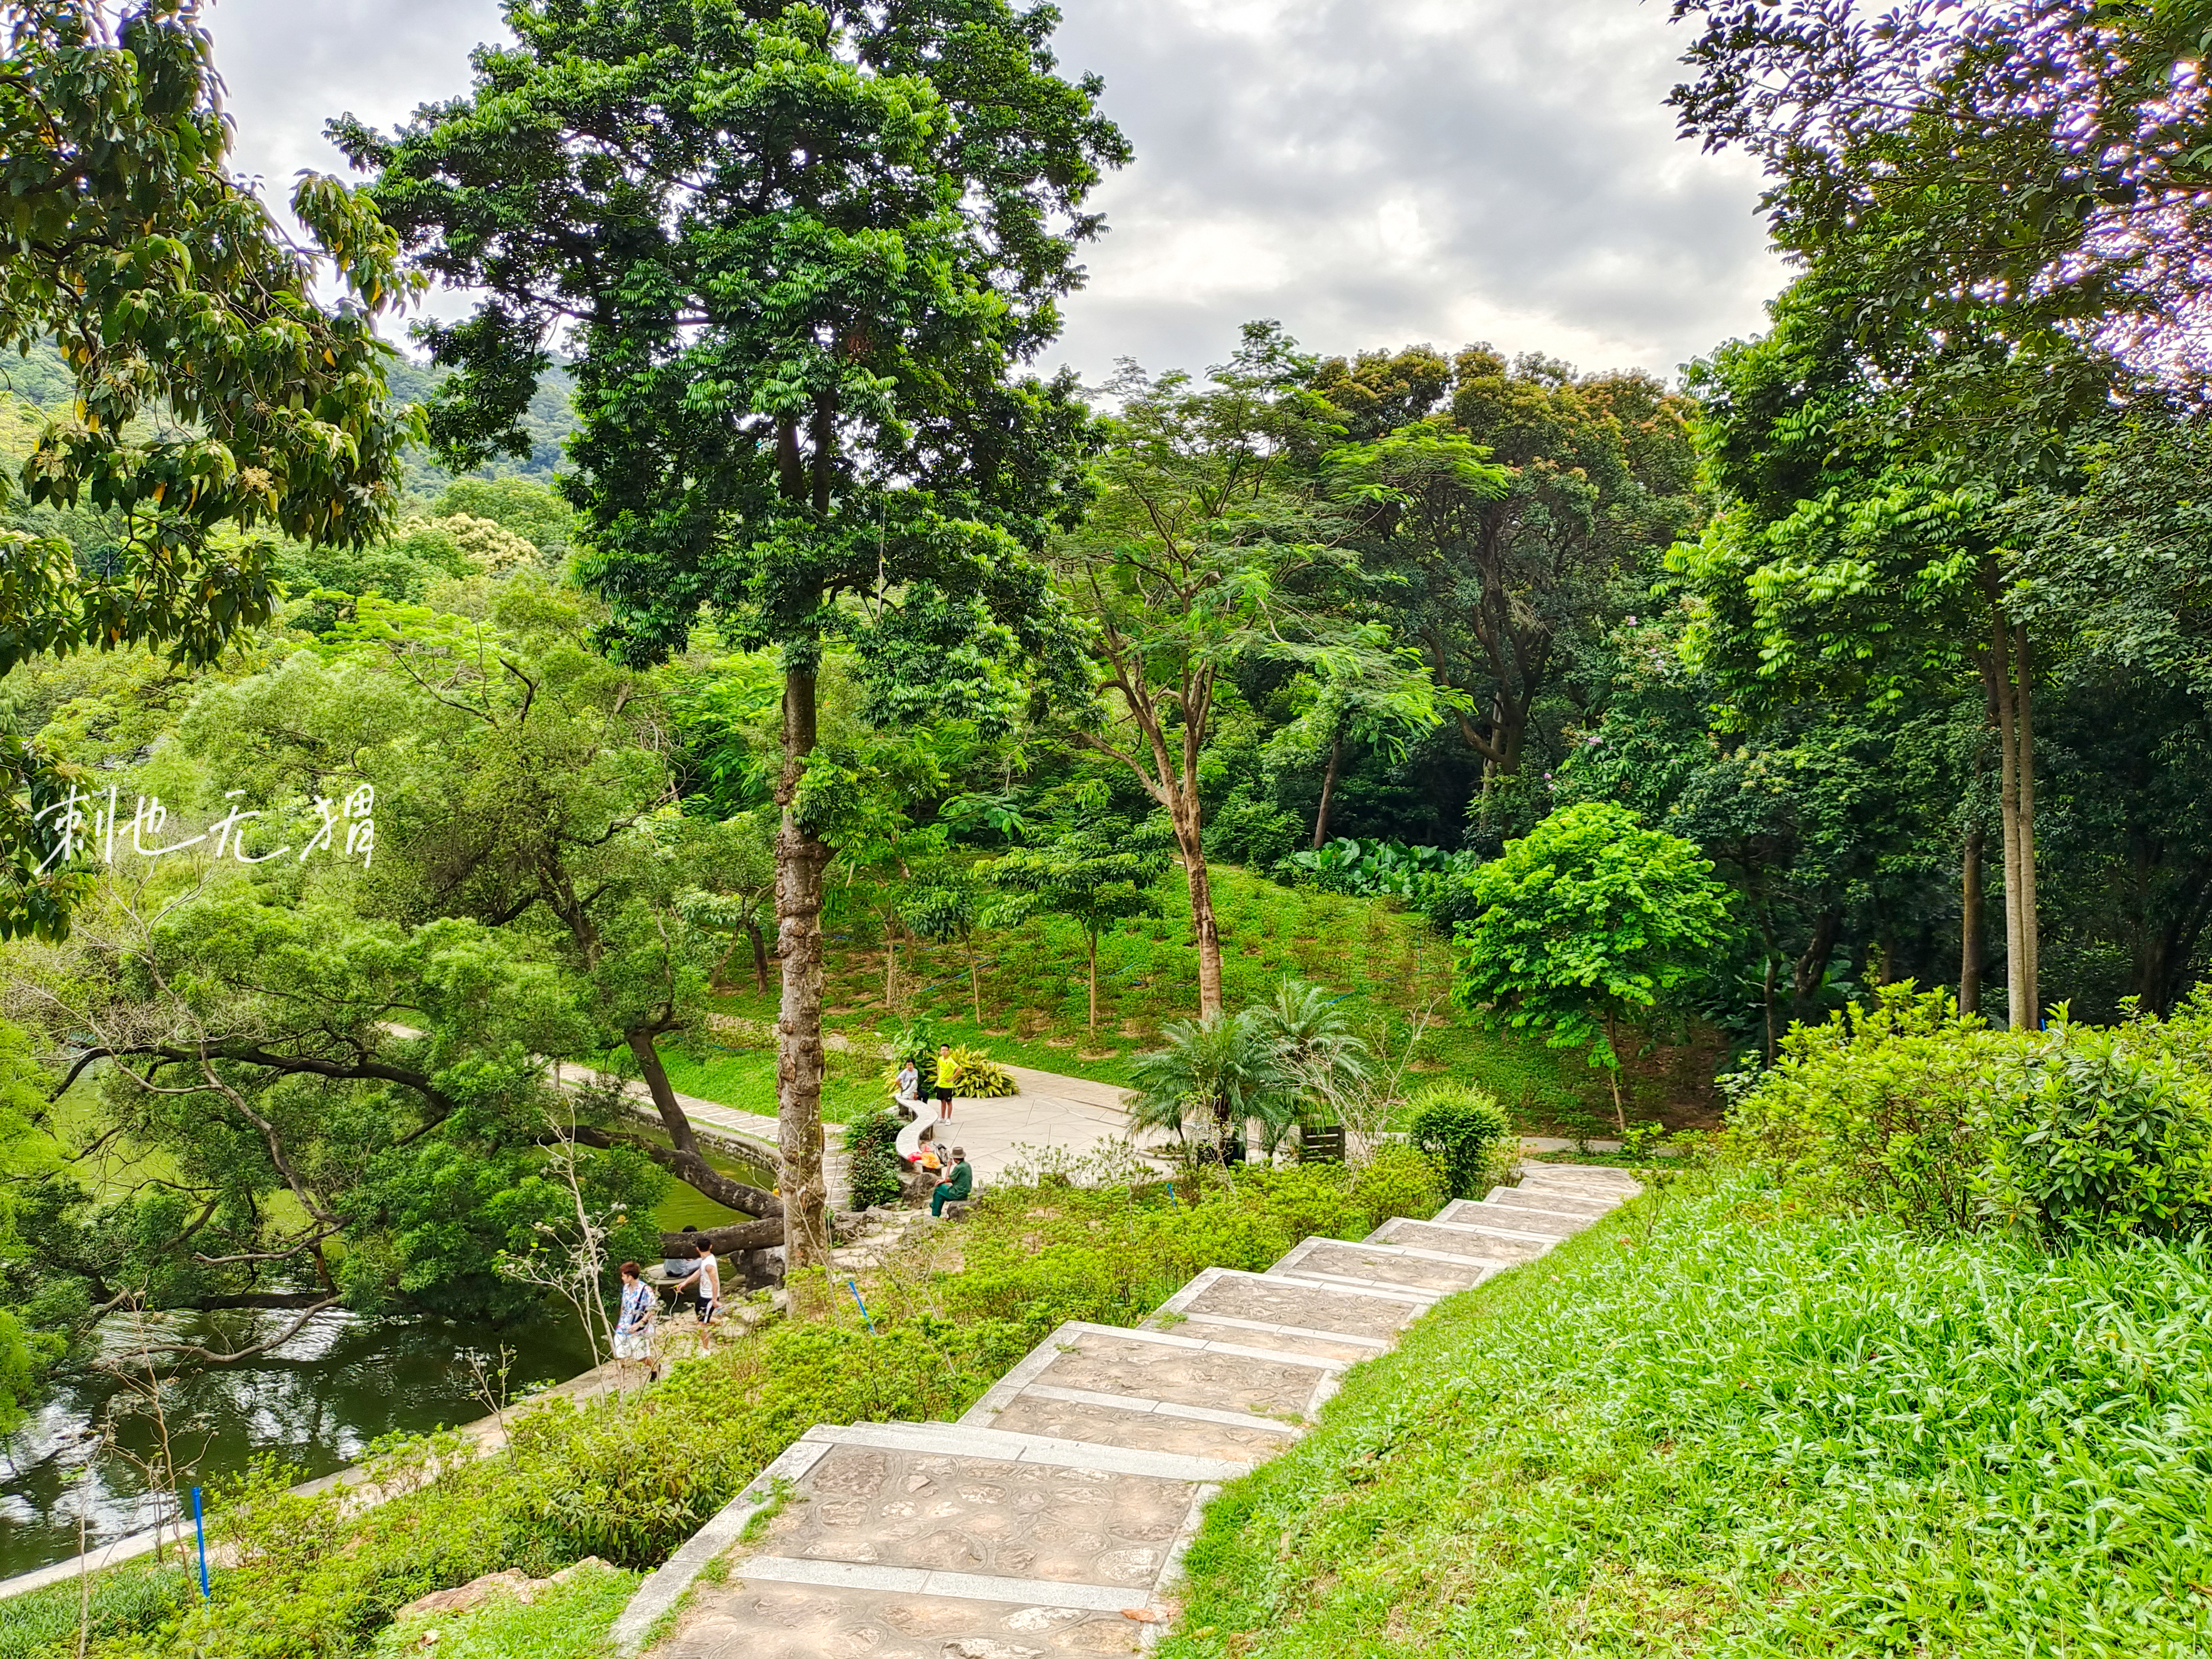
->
[612,1161,1642,1656]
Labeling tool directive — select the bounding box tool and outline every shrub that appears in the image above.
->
[1727,983,2015,1233]
[936,1045,1017,1098]
[1404,1082,1514,1199]
[843,1104,909,1211]
[1348,1141,1447,1224]
[1731,983,2212,1244]
[1983,1015,2212,1243]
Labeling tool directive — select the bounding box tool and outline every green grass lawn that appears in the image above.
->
[689,863,1691,1135]
[1159,1171,2212,1658]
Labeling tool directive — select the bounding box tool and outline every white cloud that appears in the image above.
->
[201,0,1785,387]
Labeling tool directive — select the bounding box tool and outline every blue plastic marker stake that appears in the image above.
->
[191,1486,210,1600]
[845,1278,878,1335]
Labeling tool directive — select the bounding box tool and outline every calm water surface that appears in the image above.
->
[0,1306,594,1580]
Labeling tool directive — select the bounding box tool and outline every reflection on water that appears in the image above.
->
[0,1306,594,1580]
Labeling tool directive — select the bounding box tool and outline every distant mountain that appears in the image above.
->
[0,339,76,409]
[385,354,580,488]
[0,337,580,490]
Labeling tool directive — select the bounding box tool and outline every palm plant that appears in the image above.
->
[1250,979,1373,1098]
[1125,1010,1298,1159]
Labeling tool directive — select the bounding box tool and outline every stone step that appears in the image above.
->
[671,1410,1239,1653]
[961,1321,1345,1433]
[1143,1266,1432,1362]
[1367,1215,1555,1261]
[797,1421,1251,1484]
[1484,1186,1621,1219]
[727,1432,1209,1609]
[1433,1199,1592,1240]
[1269,1235,1506,1294]
[659,1582,1170,1658]
[1518,1162,1642,1194]
[971,1386,1303,1464]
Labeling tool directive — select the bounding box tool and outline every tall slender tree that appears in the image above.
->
[337,1,1125,1272]
[1055,324,1344,1015]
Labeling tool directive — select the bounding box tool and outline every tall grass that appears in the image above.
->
[1164,1172,2212,1658]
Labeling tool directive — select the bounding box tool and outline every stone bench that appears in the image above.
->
[891,1103,930,1163]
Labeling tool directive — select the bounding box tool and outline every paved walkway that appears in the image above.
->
[609,1161,1643,1655]
[599,1057,1155,1202]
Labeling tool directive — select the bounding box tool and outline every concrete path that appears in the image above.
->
[611,1161,1642,1656]
[922,1063,1158,1183]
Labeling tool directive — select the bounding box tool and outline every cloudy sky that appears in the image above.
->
[206,0,1786,387]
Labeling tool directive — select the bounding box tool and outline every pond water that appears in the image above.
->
[0,1305,597,1582]
[0,1123,777,1582]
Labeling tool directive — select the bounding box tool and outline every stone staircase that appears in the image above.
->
[616,1162,1641,1657]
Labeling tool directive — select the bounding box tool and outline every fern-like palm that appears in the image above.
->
[1125,1010,1299,1154]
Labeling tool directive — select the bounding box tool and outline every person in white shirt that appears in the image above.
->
[893,1058,924,1113]
[672,1239,723,1349]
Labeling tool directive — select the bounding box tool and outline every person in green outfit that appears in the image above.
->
[930,1146,972,1218]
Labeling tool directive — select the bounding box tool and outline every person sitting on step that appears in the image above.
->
[930,1146,973,1218]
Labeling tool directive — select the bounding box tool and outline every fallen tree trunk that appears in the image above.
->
[657,1218,785,1255]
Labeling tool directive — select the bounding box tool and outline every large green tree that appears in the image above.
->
[1453,801,1733,1131]
[337,0,1126,1270]
[1054,324,1355,1015]
[1325,348,1697,803]
[0,0,416,939]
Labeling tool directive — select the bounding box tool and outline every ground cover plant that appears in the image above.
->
[1,1158,1442,1658]
[1161,1169,2212,1658]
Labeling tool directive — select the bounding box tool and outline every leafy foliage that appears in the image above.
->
[0,1,417,939]
[934,1046,1016,1099]
[1453,802,1732,1123]
[1404,1082,1514,1200]
[1731,982,2212,1245]
[841,1104,909,1211]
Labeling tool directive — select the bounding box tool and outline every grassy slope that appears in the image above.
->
[681,864,1689,1136]
[1161,1172,2212,1659]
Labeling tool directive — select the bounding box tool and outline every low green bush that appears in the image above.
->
[842,1104,908,1210]
[1347,1140,1446,1222]
[1729,983,2212,1244]
[1984,1014,2212,1242]
[1404,1082,1513,1198]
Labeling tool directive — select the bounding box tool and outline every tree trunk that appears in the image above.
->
[1173,807,1225,1018]
[1086,930,1099,1038]
[1604,1015,1626,1136]
[1761,952,1778,1063]
[563,1124,782,1222]
[747,919,770,994]
[1985,603,2039,1030]
[659,1218,784,1256]
[627,1028,707,1158]
[775,664,833,1279]
[883,924,899,1011]
[1959,823,1983,1016]
[2012,624,2040,1021]
[967,936,983,1026]
[1312,733,1343,849]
